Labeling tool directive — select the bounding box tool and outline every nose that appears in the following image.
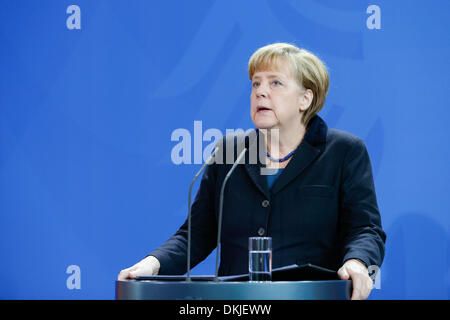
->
[254,81,268,98]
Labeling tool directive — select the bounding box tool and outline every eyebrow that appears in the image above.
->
[252,74,286,80]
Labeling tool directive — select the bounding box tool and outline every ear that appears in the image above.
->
[299,89,314,112]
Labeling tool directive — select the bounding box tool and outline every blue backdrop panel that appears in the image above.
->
[0,0,449,299]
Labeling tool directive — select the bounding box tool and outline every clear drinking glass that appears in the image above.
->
[248,237,272,282]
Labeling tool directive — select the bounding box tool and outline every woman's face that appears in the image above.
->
[250,61,309,131]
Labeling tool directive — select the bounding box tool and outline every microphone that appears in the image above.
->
[214,146,248,281]
[186,146,219,281]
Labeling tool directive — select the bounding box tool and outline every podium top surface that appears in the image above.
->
[116,279,352,300]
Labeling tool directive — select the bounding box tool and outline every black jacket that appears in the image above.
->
[150,116,386,276]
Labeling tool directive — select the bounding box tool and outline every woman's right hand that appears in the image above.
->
[117,255,161,280]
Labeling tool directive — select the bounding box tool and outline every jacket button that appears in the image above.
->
[257,227,265,236]
[261,200,270,208]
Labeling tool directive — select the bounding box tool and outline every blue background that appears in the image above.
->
[0,0,449,299]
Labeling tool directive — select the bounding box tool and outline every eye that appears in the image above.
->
[272,80,282,86]
[252,81,260,88]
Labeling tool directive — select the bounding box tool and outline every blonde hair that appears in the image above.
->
[248,43,329,127]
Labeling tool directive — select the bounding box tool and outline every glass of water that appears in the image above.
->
[248,237,272,282]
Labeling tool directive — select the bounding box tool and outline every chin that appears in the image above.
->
[253,120,276,130]
[252,114,278,130]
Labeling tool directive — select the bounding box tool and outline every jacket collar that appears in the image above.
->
[244,115,328,198]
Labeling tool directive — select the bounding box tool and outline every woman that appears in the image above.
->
[118,43,386,300]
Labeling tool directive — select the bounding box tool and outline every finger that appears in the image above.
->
[362,277,374,300]
[118,269,131,281]
[338,267,349,280]
[351,284,362,300]
[129,265,145,279]
[350,274,370,300]
[357,274,373,300]
[351,277,363,300]
[117,265,137,280]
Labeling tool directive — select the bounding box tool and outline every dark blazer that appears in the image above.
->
[150,116,386,276]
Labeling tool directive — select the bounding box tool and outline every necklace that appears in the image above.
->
[266,147,297,162]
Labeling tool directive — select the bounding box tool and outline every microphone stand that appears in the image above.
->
[214,147,247,281]
[186,147,218,281]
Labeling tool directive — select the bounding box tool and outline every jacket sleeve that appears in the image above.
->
[338,137,386,269]
[148,162,219,275]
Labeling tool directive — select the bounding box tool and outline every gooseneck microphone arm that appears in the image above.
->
[186,147,219,281]
[214,147,248,281]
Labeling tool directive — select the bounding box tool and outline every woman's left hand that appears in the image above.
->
[338,259,373,300]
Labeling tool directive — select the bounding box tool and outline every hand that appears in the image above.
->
[117,255,161,280]
[338,259,373,300]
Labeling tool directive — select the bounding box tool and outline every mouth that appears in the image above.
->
[256,106,272,113]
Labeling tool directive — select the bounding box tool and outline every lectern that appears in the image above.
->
[116,279,351,300]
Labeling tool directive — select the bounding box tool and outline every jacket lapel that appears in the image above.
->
[270,141,324,195]
[271,116,328,195]
[243,116,328,197]
[243,129,271,199]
